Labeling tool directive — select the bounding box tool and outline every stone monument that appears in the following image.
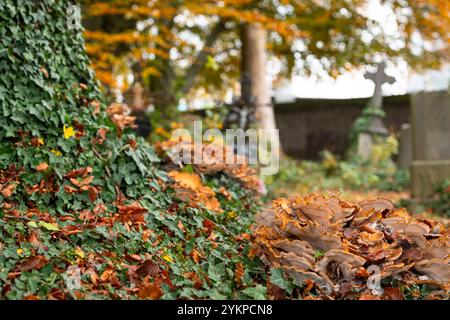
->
[410,91,450,199]
[398,123,413,169]
[356,62,395,160]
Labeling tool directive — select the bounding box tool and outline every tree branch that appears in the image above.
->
[180,20,226,95]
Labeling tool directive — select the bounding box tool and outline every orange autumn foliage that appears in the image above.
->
[82,0,449,102]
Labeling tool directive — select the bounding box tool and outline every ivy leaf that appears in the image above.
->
[208,262,224,284]
[38,221,59,231]
[240,285,267,300]
[269,268,293,294]
[27,221,38,228]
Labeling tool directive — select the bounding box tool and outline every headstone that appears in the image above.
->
[357,133,373,160]
[398,123,412,169]
[410,91,450,198]
[364,61,396,109]
[357,62,395,159]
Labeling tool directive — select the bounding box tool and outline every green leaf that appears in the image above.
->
[27,221,38,228]
[240,285,267,300]
[314,250,325,259]
[207,262,224,284]
[38,221,59,231]
[269,268,294,294]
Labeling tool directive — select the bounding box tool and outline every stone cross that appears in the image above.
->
[357,62,396,160]
[364,61,395,108]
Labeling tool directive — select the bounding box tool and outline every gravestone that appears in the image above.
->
[364,62,396,109]
[398,123,412,169]
[410,91,450,198]
[357,62,395,160]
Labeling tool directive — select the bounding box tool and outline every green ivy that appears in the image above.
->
[0,0,265,300]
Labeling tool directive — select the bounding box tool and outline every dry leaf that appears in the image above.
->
[16,255,47,272]
[1,183,16,198]
[137,282,163,300]
[36,162,49,172]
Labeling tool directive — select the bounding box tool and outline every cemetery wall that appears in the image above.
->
[274,94,410,160]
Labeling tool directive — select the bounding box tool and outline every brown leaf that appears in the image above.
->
[267,282,286,300]
[29,230,41,246]
[70,175,94,188]
[30,137,44,147]
[100,266,115,282]
[64,185,78,193]
[359,294,382,300]
[87,186,98,201]
[383,287,404,300]
[85,268,99,286]
[65,167,93,179]
[184,272,203,290]
[190,249,201,264]
[235,262,244,287]
[47,288,66,300]
[128,138,137,149]
[1,183,16,198]
[93,127,108,145]
[203,218,215,233]
[16,255,47,272]
[136,260,161,278]
[117,202,148,225]
[137,282,163,300]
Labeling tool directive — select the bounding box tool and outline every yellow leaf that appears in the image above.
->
[50,149,62,156]
[37,137,44,145]
[162,255,173,263]
[63,125,75,139]
[17,248,23,256]
[74,247,85,259]
[228,211,237,219]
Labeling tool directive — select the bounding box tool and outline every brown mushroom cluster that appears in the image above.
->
[106,103,137,136]
[156,138,260,191]
[252,194,450,299]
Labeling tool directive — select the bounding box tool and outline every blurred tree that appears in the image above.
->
[81,0,449,114]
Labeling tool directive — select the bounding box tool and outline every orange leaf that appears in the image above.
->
[36,162,49,172]
[137,282,163,300]
[1,183,16,198]
[100,267,115,282]
[235,262,244,286]
[383,287,404,300]
[190,249,201,264]
[29,231,41,246]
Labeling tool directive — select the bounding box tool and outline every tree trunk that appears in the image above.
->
[241,23,282,156]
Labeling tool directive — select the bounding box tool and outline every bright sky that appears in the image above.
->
[275,0,450,101]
